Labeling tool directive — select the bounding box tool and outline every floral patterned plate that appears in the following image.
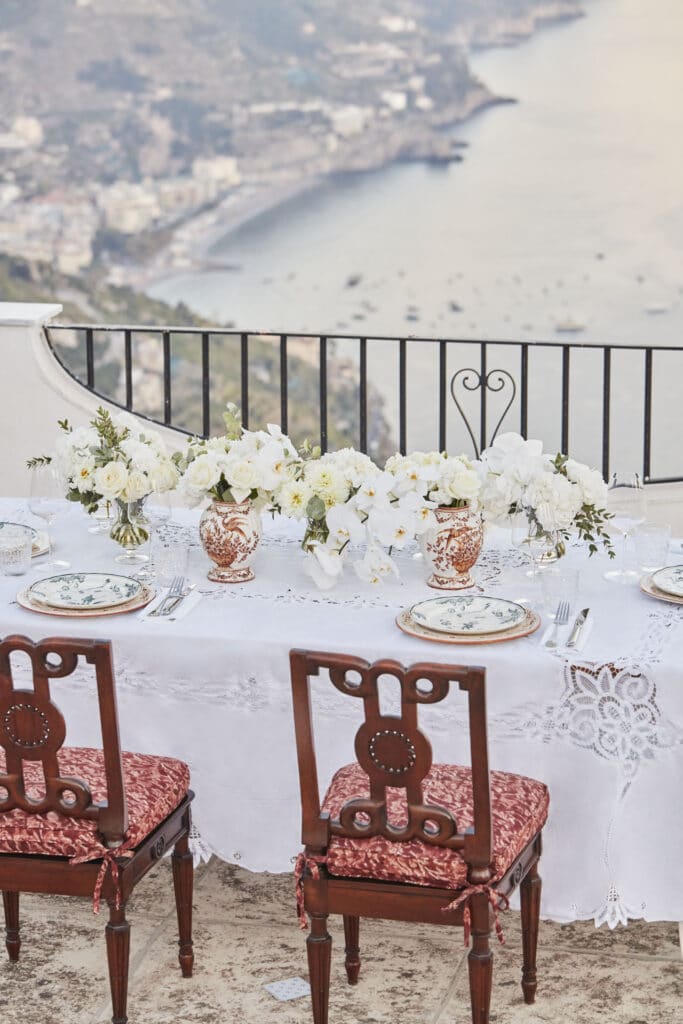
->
[650,565,683,598]
[28,573,143,610]
[18,583,154,618]
[397,607,541,645]
[409,595,528,636]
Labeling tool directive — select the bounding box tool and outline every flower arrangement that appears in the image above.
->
[479,432,613,557]
[272,448,437,589]
[384,450,482,509]
[30,406,178,513]
[175,404,299,509]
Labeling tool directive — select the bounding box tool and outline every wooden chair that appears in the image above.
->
[0,634,194,1024]
[290,650,549,1024]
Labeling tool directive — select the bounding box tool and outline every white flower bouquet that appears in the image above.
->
[175,404,299,509]
[384,450,483,510]
[479,432,613,557]
[276,448,437,590]
[31,406,178,513]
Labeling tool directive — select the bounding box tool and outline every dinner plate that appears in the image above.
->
[396,607,541,645]
[650,565,683,598]
[17,583,155,618]
[409,595,528,636]
[639,574,683,606]
[28,572,143,610]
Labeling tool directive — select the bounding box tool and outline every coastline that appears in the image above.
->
[133,1,585,292]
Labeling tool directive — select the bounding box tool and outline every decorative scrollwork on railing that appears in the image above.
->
[450,368,517,457]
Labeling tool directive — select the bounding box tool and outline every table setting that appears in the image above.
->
[1,404,682,935]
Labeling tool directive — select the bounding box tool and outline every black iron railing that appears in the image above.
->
[44,323,683,484]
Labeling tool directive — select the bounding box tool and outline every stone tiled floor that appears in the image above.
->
[0,859,680,1024]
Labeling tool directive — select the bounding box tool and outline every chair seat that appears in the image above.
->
[322,763,549,891]
[0,747,190,865]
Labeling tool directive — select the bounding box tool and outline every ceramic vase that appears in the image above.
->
[199,499,262,583]
[420,504,484,590]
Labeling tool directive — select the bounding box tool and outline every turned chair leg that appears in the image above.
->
[2,891,20,962]
[172,832,194,978]
[105,901,131,1024]
[343,914,361,984]
[467,892,493,1024]
[306,912,332,1024]
[520,861,542,1004]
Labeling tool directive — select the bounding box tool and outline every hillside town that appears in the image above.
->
[0,0,582,280]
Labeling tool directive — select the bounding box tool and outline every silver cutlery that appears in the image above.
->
[161,583,196,619]
[149,575,184,617]
[544,600,570,648]
[566,607,590,648]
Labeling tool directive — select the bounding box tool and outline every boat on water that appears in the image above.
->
[554,317,586,334]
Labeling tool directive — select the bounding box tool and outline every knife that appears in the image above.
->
[565,608,590,648]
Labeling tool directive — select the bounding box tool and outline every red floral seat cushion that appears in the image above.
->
[0,747,190,865]
[322,763,548,890]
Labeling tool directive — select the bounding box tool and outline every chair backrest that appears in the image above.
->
[290,649,493,879]
[0,634,128,845]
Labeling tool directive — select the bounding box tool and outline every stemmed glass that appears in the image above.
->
[604,472,647,583]
[27,464,70,570]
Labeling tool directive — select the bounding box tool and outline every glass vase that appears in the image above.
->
[111,498,150,565]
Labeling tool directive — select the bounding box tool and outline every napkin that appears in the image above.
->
[540,611,593,653]
[138,587,202,622]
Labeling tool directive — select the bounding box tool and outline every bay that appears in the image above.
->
[150,0,683,472]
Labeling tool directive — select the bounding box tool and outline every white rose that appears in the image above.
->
[122,469,150,502]
[183,453,222,497]
[224,459,261,504]
[441,466,481,504]
[94,461,129,499]
[149,460,178,493]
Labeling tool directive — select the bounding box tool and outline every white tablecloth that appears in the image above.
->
[1,498,681,928]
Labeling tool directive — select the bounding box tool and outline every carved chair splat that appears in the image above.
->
[290,650,549,1024]
[0,634,195,1024]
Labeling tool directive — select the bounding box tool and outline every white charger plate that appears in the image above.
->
[29,572,143,610]
[650,565,683,598]
[409,595,528,636]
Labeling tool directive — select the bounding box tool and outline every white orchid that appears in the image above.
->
[303,542,345,590]
[354,543,399,586]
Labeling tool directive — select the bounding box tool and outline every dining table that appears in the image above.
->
[1,496,681,932]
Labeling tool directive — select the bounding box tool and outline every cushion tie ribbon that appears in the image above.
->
[444,884,510,946]
[294,851,328,929]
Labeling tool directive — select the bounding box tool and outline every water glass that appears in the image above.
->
[0,525,34,576]
[153,538,189,587]
[540,567,580,619]
[634,523,671,573]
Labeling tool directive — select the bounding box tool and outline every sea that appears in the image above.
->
[150,0,683,476]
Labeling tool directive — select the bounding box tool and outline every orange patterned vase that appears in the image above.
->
[420,505,484,590]
[199,499,262,583]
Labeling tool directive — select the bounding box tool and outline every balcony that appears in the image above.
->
[2,301,683,526]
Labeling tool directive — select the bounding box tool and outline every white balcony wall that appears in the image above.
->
[0,302,186,496]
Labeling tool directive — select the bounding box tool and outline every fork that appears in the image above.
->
[149,575,184,618]
[544,600,570,648]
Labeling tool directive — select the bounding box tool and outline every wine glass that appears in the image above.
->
[604,472,646,583]
[26,464,70,570]
[508,511,534,577]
